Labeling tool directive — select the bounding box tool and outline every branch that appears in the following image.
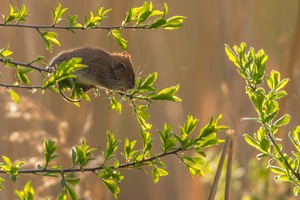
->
[0,147,183,174]
[266,129,300,181]
[0,83,44,90]
[0,23,148,31]
[0,58,49,72]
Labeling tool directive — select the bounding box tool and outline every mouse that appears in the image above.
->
[46,47,135,102]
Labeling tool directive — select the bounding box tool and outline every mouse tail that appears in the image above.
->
[58,85,81,103]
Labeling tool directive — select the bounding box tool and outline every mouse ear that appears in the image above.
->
[113,61,126,80]
[113,61,126,71]
[122,51,130,59]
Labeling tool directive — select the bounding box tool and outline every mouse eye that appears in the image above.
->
[113,61,126,72]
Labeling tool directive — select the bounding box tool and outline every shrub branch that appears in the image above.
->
[0,147,183,174]
[0,58,48,72]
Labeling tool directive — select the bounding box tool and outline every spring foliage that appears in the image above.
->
[0,2,226,199]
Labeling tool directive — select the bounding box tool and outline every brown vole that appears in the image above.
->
[47,47,135,102]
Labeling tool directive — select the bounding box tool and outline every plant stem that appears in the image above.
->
[0,58,48,72]
[266,129,300,182]
[0,147,183,174]
[0,23,148,30]
[0,83,44,90]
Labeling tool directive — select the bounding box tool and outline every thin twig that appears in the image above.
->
[0,23,148,31]
[0,58,49,72]
[0,147,183,174]
[266,129,300,182]
[0,83,44,90]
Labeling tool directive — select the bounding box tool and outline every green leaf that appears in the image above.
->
[4,4,28,24]
[198,115,228,139]
[274,114,290,127]
[0,177,4,190]
[141,129,153,158]
[136,1,153,25]
[8,89,20,104]
[268,165,286,175]
[268,70,289,93]
[256,153,269,160]
[260,138,270,153]
[248,88,265,113]
[162,16,186,30]
[123,6,143,24]
[44,139,59,168]
[275,78,289,92]
[97,7,112,18]
[85,13,101,28]
[104,132,121,161]
[0,44,13,58]
[274,90,287,99]
[152,167,160,183]
[225,44,240,68]
[65,184,78,200]
[289,126,300,152]
[40,31,61,52]
[52,3,68,25]
[180,115,199,136]
[16,66,32,85]
[196,132,222,148]
[2,156,13,169]
[123,138,137,162]
[0,156,24,182]
[175,134,194,149]
[29,55,44,64]
[108,95,122,114]
[101,179,120,198]
[43,58,86,88]
[139,72,157,92]
[151,84,181,101]
[148,18,166,29]
[152,166,168,183]
[72,138,96,168]
[84,7,111,28]
[274,175,291,182]
[135,105,152,130]
[266,74,273,90]
[114,158,120,168]
[294,187,300,196]
[110,29,127,51]
[181,156,204,176]
[15,181,34,200]
[162,3,168,19]
[16,4,28,24]
[71,86,90,103]
[68,15,82,31]
[98,168,123,198]
[66,178,80,186]
[156,166,168,176]
[244,134,260,149]
[159,124,177,153]
[4,5,17,24]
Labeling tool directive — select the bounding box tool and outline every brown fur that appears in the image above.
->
[48,47,135,102]
[49,47,135,90]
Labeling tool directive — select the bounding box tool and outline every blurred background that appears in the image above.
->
[0,0,300,199]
